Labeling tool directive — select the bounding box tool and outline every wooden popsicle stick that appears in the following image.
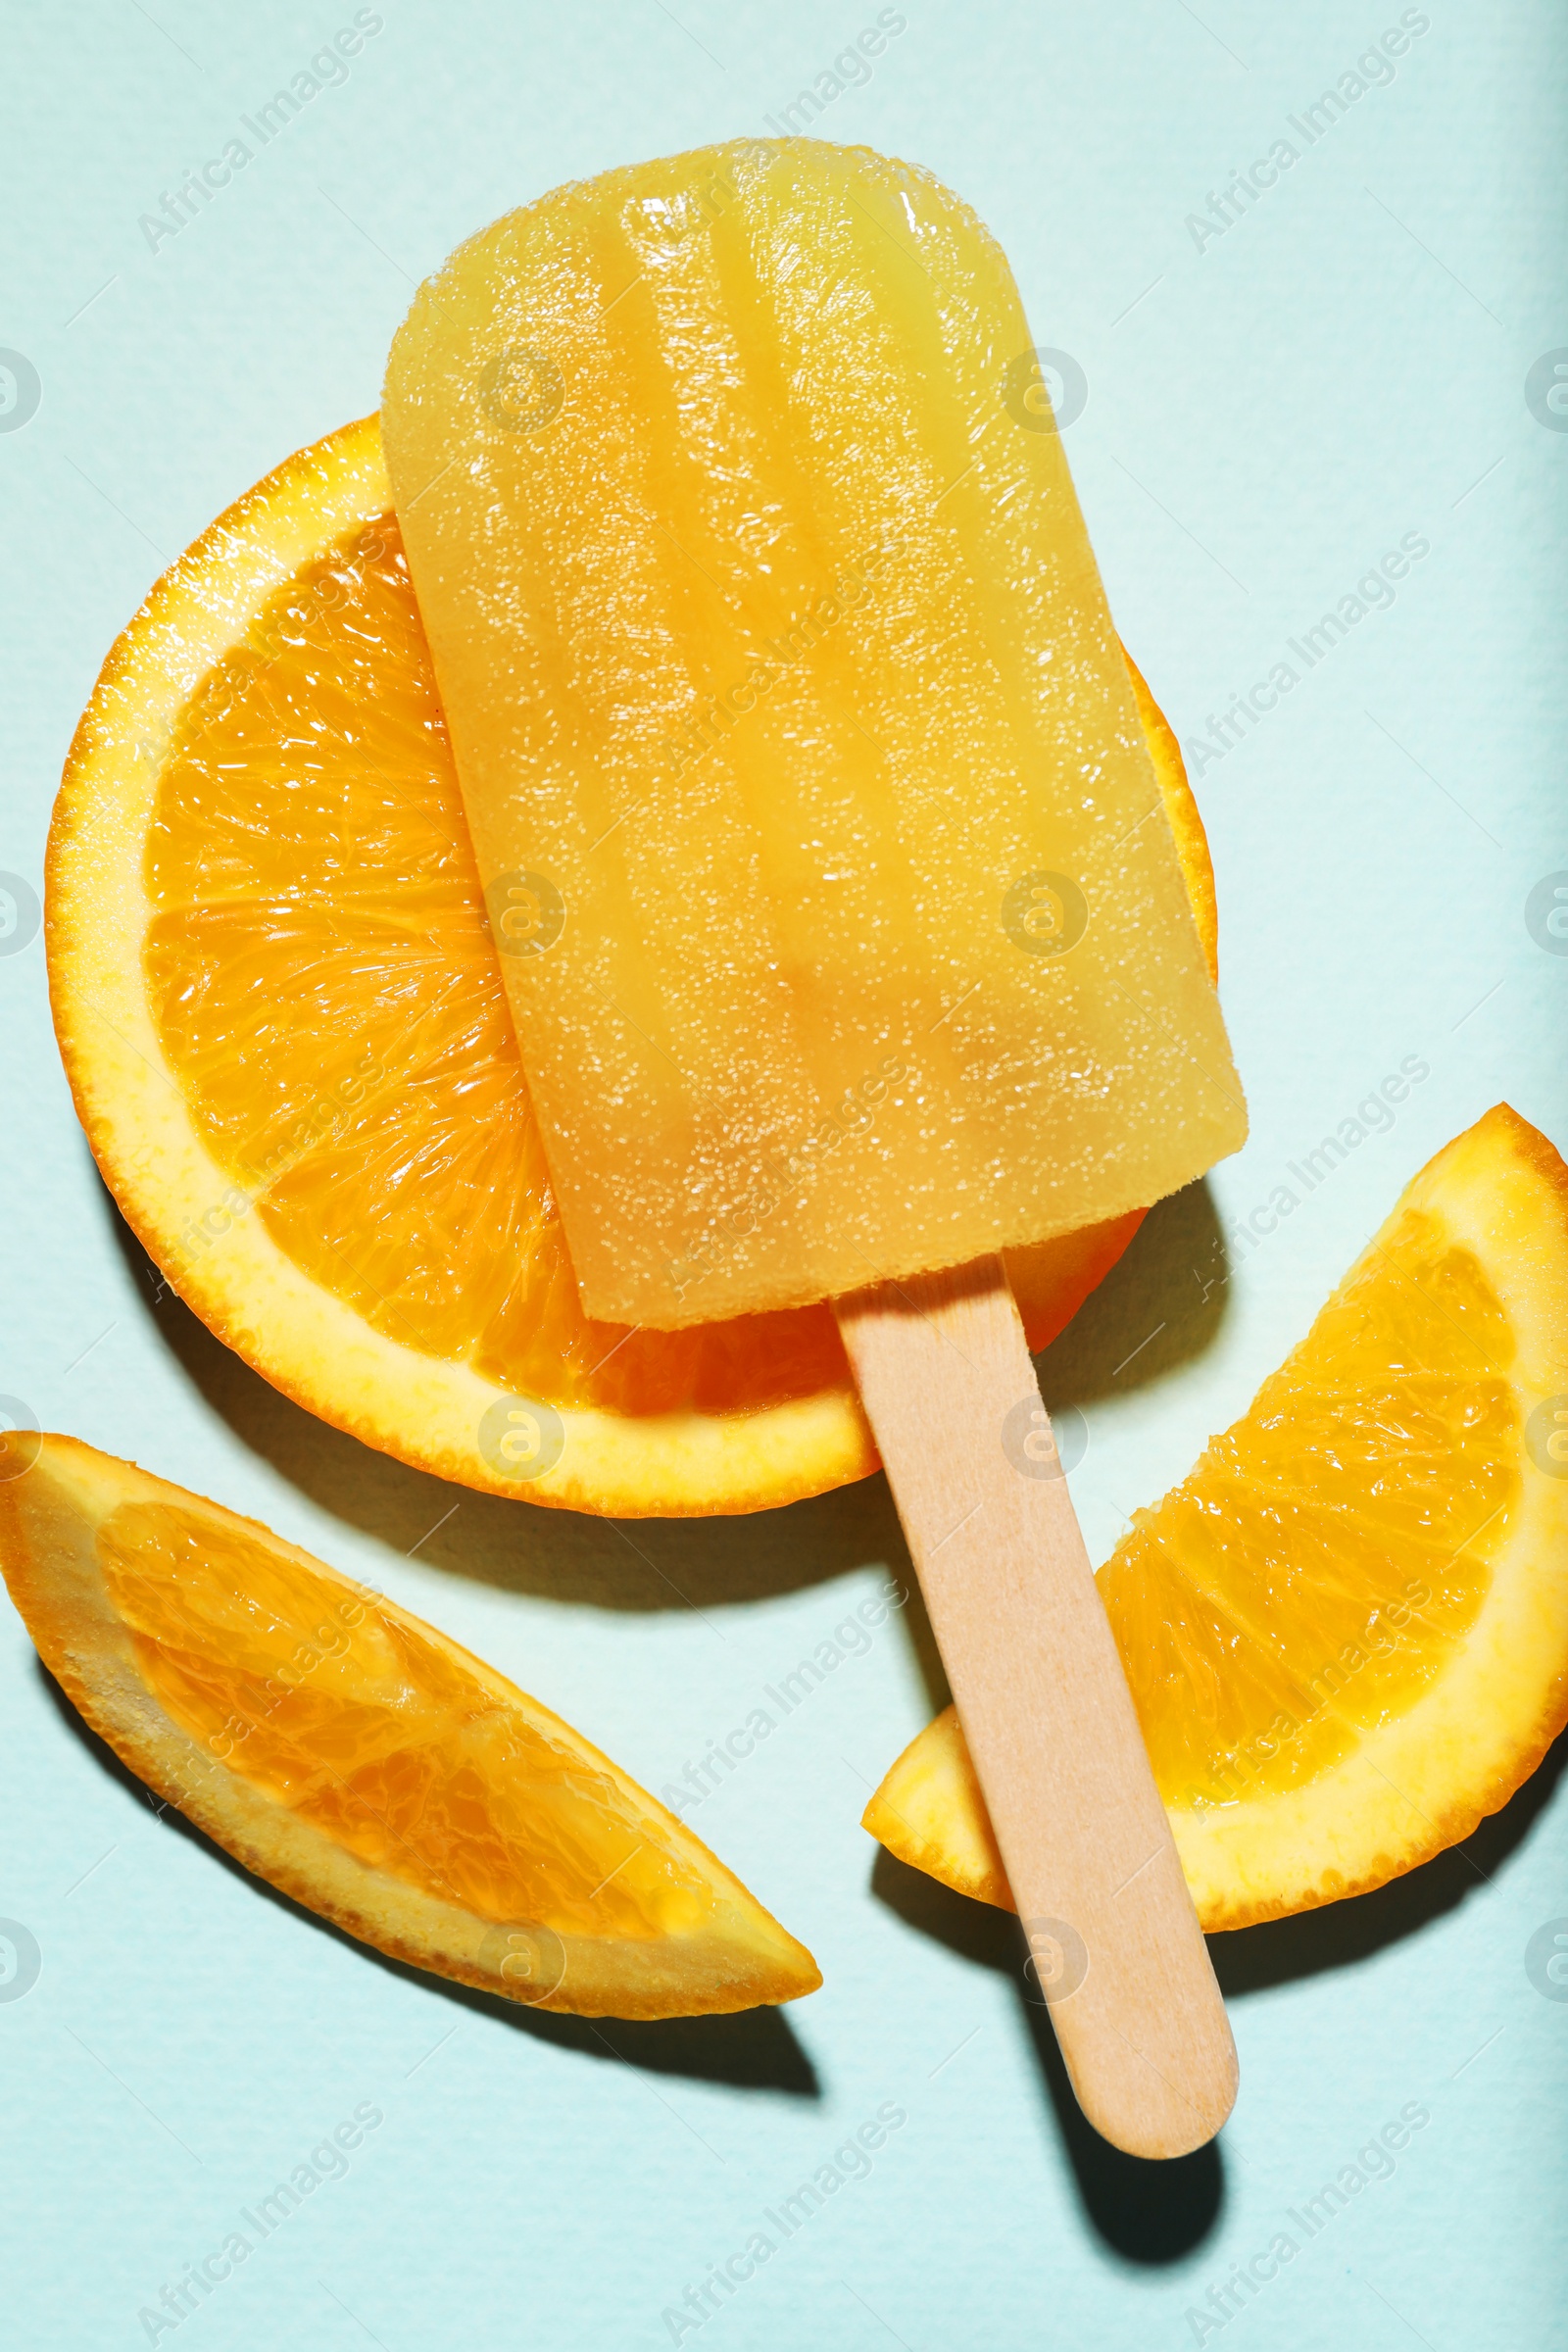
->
[835,1252,1237,2160]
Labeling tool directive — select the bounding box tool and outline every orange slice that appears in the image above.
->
[0,1434,818,2016]
[865,1106,1568,1930]
[48,416,1218,1517]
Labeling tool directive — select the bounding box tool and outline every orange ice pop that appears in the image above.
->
[384,139,1247,2156]
[383,140,1244,1332]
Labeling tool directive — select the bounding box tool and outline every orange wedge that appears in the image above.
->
[866,1106,1568,1930]
[0,1434,818,2016]
[48,415,1217,1517]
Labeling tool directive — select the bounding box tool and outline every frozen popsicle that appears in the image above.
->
[383,139,1245,1333]
[383,139,1247,2157]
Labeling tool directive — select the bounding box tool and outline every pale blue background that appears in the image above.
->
[2,3,1565,2346]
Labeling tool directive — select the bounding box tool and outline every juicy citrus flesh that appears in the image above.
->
[866,1107,1568,1930]
[100,1498,710,1940]
[144,513,848,1422]
[144,502,1212,1412]
[52,416,1216,1513]
[1103,1203,1513,1813]
[1,1436,818,2015]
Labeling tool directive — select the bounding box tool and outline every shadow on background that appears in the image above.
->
[872,1849,1223,2263]
[872,1724,1568,2257]
[1036,1177,1230,1412]
[38,1659,820,2098]
[102,1179,909,1617]
[101,1170,1228,1628]
[87,1162,1238,2128]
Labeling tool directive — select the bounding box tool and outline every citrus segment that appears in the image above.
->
[866,1107,1568,1930]
[140,508,851,1417]
[50,415,1217,1514]
[0,1435,819,2015]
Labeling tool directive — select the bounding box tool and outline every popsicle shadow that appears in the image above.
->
[100,1172,1228,1629]
[1034,1175,1230,1412]
[37,1658,820,2097]
[871,1849,1224,2262]
[871,1722,1568,2251]
[101,1181,903,1617]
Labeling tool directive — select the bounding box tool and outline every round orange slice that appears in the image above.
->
[49,414,1218,1517]
[0,1432,818,2017]
[865,1105,1568,1931]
